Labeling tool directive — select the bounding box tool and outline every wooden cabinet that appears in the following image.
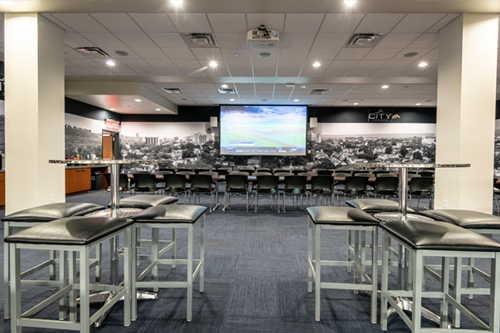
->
[65,168,91,194]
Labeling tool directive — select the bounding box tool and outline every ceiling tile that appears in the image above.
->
[43,14,75,33]
[284,14,324,33]
[221,48,251,59]
[171,59,202,69]
[64,33,94,48]
[355,14,406,33]
[320,14,365,33]
[279,49,309,60]
[115,33,156,47]
[65,68,94,75]
[119,58,155,69]
[214,33,248,48]
[307,48,340,60]
[146,59,177,69]
[253,68,277,77]
[148,33,187,48]
[427,14,460,33]
[369,69,401,77]
[380,59,414,69]
[208,14,247,34]
[161,48,196,60]
[191,48,223,60]
[112,68,141,76]
[376,33,420,48]
[86,67,115,75]
[345,69,375,77]
[322,69,350,77]
[90,14,142,32]
[328,60,359,70]
[335,48,371,60]
[391,14,446,33]
[180,69,207,76]
[281,34,315,48]
[64,47,87,59]
[364,48,400,60]
[205,66,230,77]
[354,60,385,70]
[424,49,439,60]
[313,33,351,48]
[226,60,252,74]
[168,13,212,33]
[129,13,177,33]
[277,60,303,77]
[300,66,327,78]
[80,33,127,47]
[247,14,285,32]
[66,58,101,68]
[130,47,168,59]
[103,47,141,59]
[393,47,433,60]
[51,14,107,32]
[407,33,439,48]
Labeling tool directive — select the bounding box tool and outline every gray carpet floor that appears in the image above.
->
[1,190,497,332]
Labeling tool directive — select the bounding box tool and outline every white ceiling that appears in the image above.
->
[0,0,499,112]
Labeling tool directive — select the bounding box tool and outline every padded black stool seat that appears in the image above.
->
[5,216,133,245]
[132,204,207,223]
[346,198,415,214]
[306,206,380,324]
[419,209,500,229]
[380,219,500,332]
[6,216,133,332]
[3,202,105,222]
[380,219,500,251]
[3,202,105,319]
[116,195,178,209]
[306,206,379,225]
[130,205,207,322]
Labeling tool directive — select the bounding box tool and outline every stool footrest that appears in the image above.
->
[19,318,80,331]
[23,284,72,318]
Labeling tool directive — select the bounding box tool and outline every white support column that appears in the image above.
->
[434,14,499,213]
[4,13,65,214]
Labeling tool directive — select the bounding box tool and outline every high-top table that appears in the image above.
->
[349,162,470,326]
[49,159,167,326]
[349,162,470,220]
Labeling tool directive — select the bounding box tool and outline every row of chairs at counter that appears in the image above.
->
[103,170,435,213]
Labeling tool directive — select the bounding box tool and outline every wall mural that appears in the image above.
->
[64,113,103,159]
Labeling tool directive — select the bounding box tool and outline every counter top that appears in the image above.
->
[50,159,167,165]
[65,165,109,170]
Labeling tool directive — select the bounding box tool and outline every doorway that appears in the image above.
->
[102,131,120,160]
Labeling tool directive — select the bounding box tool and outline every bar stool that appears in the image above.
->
[380,219,500,332]
[2,202,105,319]
[5,216,133,333]
[307,206,380,323]
[131,205,207,321]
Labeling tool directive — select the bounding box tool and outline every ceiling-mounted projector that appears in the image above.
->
[247,25,279,50]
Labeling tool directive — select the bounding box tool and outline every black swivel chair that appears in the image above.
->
[310,175,334,206]
[164,174,189,203]
[341,176,369,204]
[253,175,280,213]
[223,174,250,212]
[372,176,399,200]
[282,175,308,213]
[189,174,216,212]
[132,173,158,194]
[408,176,434,211]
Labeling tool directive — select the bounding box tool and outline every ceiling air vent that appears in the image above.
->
[310,89,329,95]
[75,47,110,57]
[162,88,182,94]
[218,88,236,94]
[182,33,218,48]
[346,33,385,48]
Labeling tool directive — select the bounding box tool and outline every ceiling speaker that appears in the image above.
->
[310,117,317,128]
[210,116,218,127]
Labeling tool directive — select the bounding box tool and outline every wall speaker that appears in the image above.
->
[210,116,218,127]
[310,117,317,128]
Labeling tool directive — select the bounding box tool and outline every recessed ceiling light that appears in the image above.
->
[209,61,217,67]
[110,108,115,111]
[221,84,228,88]
[344,0,356,4]
[294,99,299,102]
[171,0,183,5]
[106,59,115,66]
[134,99,142,102]
[313,62,321,67]
[381,85,389,89]
[1,0,14,4]
[418,62,428,68]
[230,99,235,102]
[353,102,359,105]
[234,53,239,57]
[156,108,161,111]
[301,85,307,89]
[415,103,422,106]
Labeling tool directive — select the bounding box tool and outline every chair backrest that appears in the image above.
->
[373,170,390,175]
[253,172,272,176]
[310,175,334,191]
[284,175,307,192]
[317,170,333,176]
[408,169,419,174]
[194,168,211,174]
[373,176,398,194]
[132,173,157,191]
[216,169,229,176]
[273,169,291,174]
[353,172,372,178]
[419,171,435,177]
[333,172,353,178]
[352,170,370,176]
[164,174,188,191]
[333,169,353,174]
[256,175,279,192]
[376,173,397,178]
[189,175,213,191]
[256,168,271,172]
[409,176,434,194]
[225,174,249,191]
[344,176,369,192]
[291,169,305,175]
[312,168,327,173]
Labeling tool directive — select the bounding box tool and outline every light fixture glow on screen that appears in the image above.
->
[220,105,307,156]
